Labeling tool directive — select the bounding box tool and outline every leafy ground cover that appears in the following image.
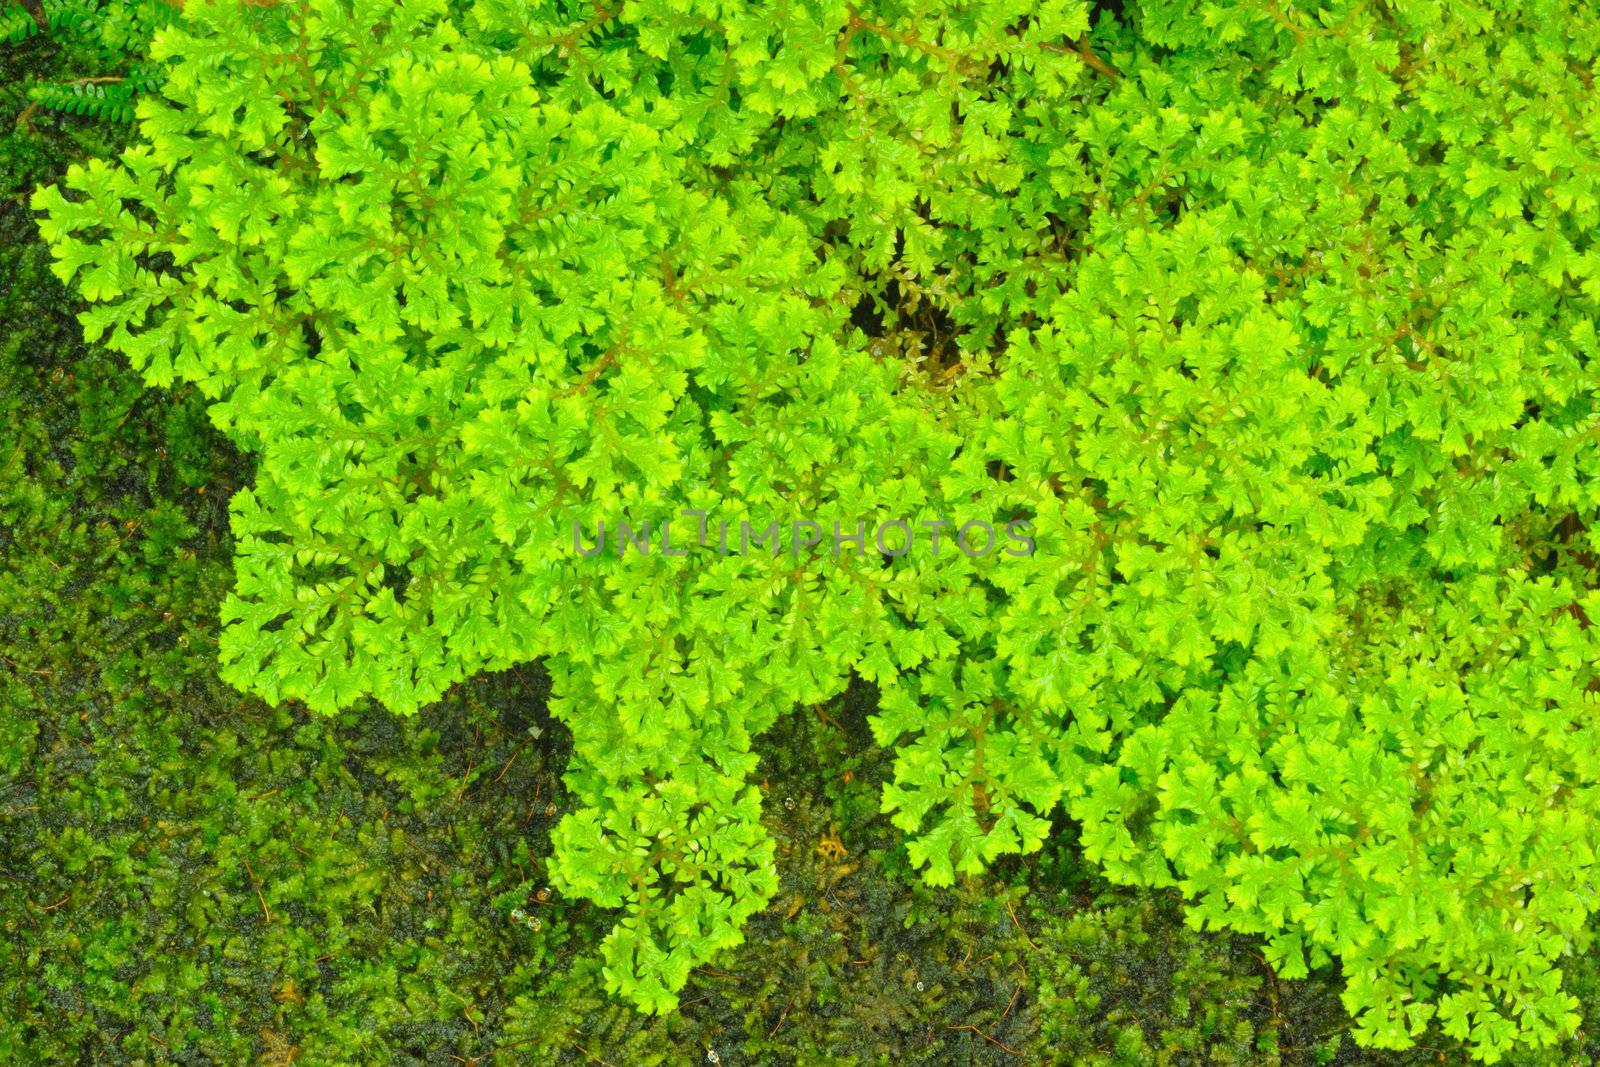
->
[0,228,1411,1066]
[0,32,1371,1067]
[7,4,1600,1065]
[8,283,1600,1064]
[0,228,1384,1063]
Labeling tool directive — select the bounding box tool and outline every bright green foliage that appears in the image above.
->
[30,0,1600,1059]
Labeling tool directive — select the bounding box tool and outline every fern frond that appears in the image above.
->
[27,77,137,122]
[124,59,163,94]
[0,2,42,42]
[42,0,94,34]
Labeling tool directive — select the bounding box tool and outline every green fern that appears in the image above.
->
[26,76,138,122]
[0,3,42,43]
[8,0,177,122]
